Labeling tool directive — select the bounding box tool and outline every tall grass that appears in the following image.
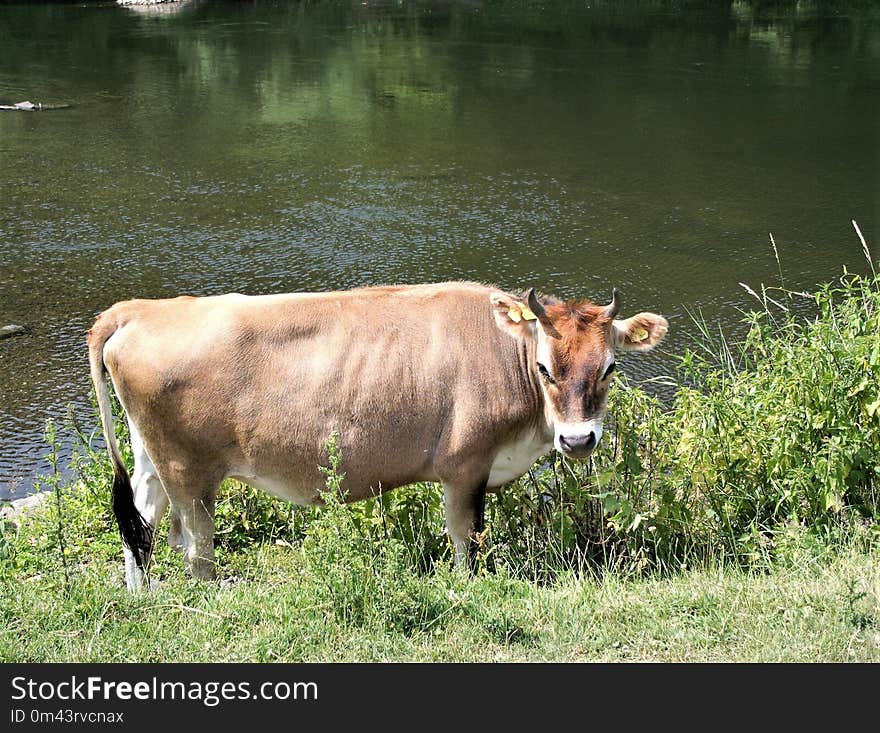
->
[489,265,880,575]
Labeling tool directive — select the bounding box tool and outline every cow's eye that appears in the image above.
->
[537,362,556,385]
[603,362,616,380]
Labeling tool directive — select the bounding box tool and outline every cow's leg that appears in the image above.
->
[443,479,488,570]
[124,420,169,591]
[169,486,219,581]
[151,455,221,581]
[167,509,184,552]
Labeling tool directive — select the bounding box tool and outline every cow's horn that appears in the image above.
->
[604,288,621,319]
[527,288,548,321]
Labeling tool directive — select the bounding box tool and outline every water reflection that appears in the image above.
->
[120,1,202,17]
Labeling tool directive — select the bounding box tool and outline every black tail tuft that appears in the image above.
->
[111,464,153,569]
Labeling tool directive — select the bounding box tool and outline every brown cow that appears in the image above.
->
[86,282,667,590]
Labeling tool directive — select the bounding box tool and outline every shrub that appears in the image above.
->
[296,432,454,633]
[515,268,880,570]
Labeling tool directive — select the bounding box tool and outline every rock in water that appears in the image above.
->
[0,324,27,339]
[0,492,47,529]
[0,101,40,111]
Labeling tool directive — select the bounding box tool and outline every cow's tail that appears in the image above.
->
[87,315,153,569]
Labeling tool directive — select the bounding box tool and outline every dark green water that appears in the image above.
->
[1,0,878,497]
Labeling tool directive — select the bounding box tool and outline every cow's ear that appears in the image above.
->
[490,292,539,340]
[612,312,668,351]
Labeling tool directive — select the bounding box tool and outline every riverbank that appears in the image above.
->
[1,267,878,661]
[0,492,46,529]
[3,470,878,662]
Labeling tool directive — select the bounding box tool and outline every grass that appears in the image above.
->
[2,538,877,662]
[2,233,879,662]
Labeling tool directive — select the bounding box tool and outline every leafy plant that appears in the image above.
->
[297,432,453,633]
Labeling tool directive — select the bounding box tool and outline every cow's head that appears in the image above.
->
[492,288,667,459]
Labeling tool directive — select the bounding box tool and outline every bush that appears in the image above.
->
[295,432,454,634]
[529,268,880,569]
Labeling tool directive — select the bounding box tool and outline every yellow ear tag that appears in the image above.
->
[519,305,538,321]
[507,306,522,323]
[633,327,649,343]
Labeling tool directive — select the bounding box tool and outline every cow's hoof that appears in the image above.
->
[187,559,216,581]
[220,575,242,589]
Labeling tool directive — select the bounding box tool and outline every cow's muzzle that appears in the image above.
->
[557,431,597,459]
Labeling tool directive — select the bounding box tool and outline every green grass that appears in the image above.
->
[2,537,878,662]
[2,249,879,662]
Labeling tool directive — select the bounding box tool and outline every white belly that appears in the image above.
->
[487,430,554,488]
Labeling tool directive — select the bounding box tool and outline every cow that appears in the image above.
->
[86,282,667,590]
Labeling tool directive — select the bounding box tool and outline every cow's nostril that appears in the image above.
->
[584,431,596,451]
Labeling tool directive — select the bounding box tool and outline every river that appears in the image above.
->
[1,0,877,497]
